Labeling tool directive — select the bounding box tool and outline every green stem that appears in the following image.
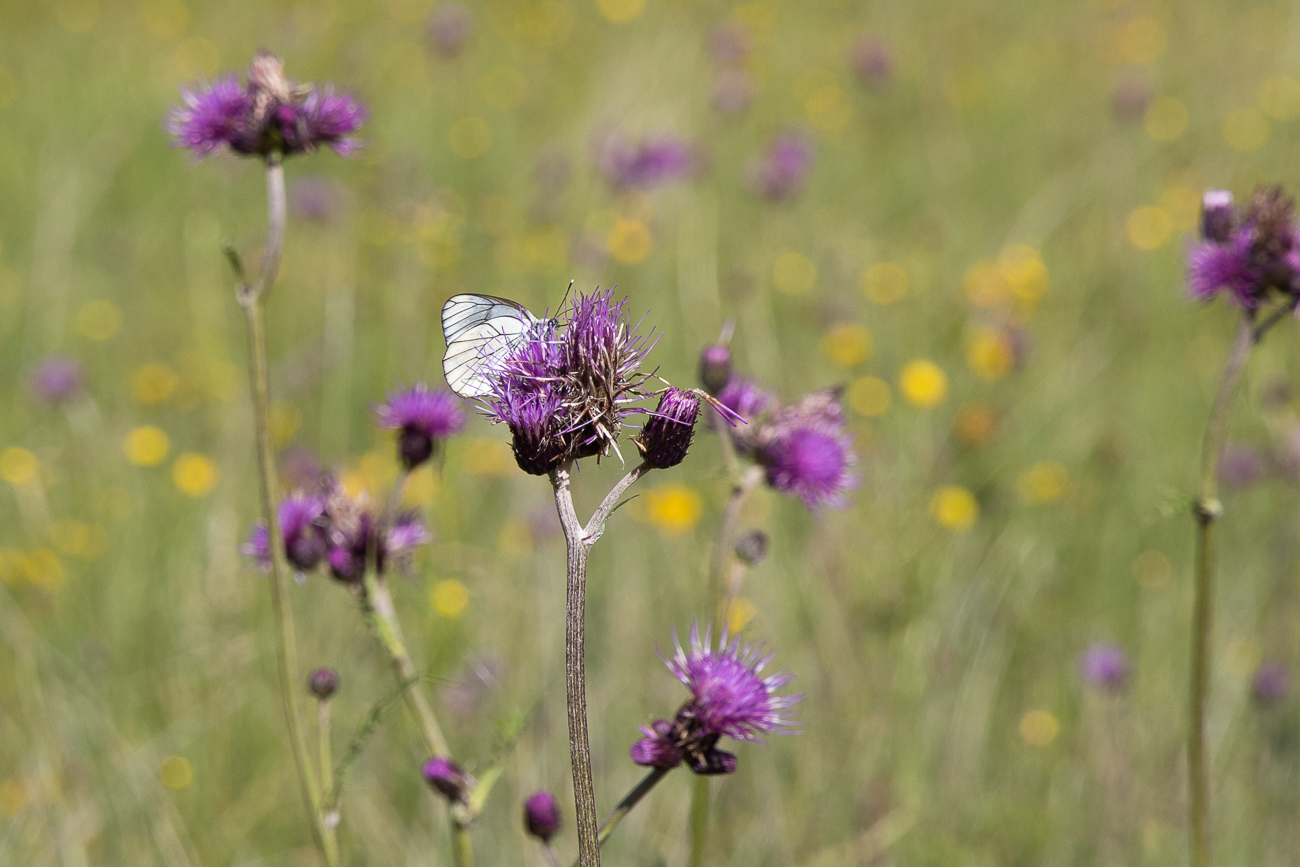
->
[567,768,671,866]
[1189,316,1255,867]
[710,465,764,627]
[689,775,709,867]
[238,157,336,866]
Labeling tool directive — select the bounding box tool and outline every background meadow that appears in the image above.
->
[3,0,1300,863]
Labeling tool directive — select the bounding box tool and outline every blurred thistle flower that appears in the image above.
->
[754,389,857,509]
[288,176,345,222]
[1253,661,1290,705]
[280,445,323,490]
[308,667,339,699]
[747,132,813,201]
[733,530,769,565]
[595,132,697,189]
[716,377,773,422]
[1079,642,1130,692]
[320,483,431,583]
[28,355,83,403]
[698,344,733,394]
[167,51,365,160]
[427,2,474,57]
[635,388,701,469]
[1218,444,1267,489]
[376,383,465,470]
[706,21,750,65]
[1188,186,1300,308]
[631,623,800,775]
[242,491,329,572]
[848,35,895,91]
[523,790,562,843]
[1111,74,1153,124]
[422,756,472,803]
[711,69,756,115]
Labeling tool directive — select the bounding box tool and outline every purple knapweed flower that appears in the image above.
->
[422,756,472,803]
[595,133,697,189]
[523,790,562,843]
[635,388,701,469]
[242,491,329,572]
[753,389,857,508]
[167,52,365,160]
[748,133,813,201]
[428,2,474,57]
[376,383,466,469]
[631,624,800,775]
[1187,186,1300,308]
[1253,662,1290,705]
[309,667,339,699]
[29,355,83,403]
[848,35,895,91]
[1079,642,1130,692]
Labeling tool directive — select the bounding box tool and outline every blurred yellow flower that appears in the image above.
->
[481,65,527,111]
[22,549,64,590]
[848,376,891,417]
[448,116,492,159]
[1126,206,1171,251]
[0,447,38,486]
[966,329,1013,380]
[930,485,978,531]
[955,404,997,446]
[172,453,219,497]
[862,261,908,304]
[643,485,702,536]
[596,0,645,23]
[50,520,109,560]
[402,465,438,505]
[821,323,872,367]
[962,259,1009,307]
[132,363,179,405]
[1132,549,1172,590]
[1018,461,1069,504]
[772,251,816,296]
[725,596,757,633]
[899,359,948,408]
[1224,108,1269,152]
[1259,75,1300,120]
[431,579,470,618]
[77,299,121,341]
[159,755,193,790]
[462,439,512,476]
[998,246,1048,303]
[805,84,852,131]
[607,218,652,263]
[123,426,170,467]
[1144,96,1188,142]
[0,777,24,817]
[269,401,301,446]
[1116,17,1165,64]
[1019,710,1059,746]
[496,519,534,559]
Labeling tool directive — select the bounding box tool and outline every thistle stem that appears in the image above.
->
[689,775,710,867]
[1189,315,1255,867]
[710,464,765,626]
[237,157,335,866]
[566,765,672,865]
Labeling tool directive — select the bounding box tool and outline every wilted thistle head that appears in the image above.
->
[167,51,366,160]
[1188,186,1300,308]
[1079,642,1129,692]
[630,624,801,776]
[635,388,701,469]
[422,756,472,803]
[375,383,465,469]
[308,667,339,699]
[522,790,562,843]
[754,389,858,509]
[29,355,84,403]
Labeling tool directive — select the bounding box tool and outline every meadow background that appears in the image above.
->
[3,0,1300,864]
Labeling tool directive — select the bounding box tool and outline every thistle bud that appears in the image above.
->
[422,757,471,803]
[308,667,339,699]
[523,790,562,843]
[698,344,733,394]
[1200,191,1234,244]
[635,388,700,469]
[734,530,769,565]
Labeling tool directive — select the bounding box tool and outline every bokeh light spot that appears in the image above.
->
[172,453,218,497]
[1019,710,1059,746]
[862,261,908,304]
[159,755,193,789]
[123,426,170,467]
[805,85,852,131]
[1259,75,1300,120]
[51,520,109,560]
[963,259,1009,307]
[1160,187,1201,232]
[998,246,1048,303]
[1017,461,1069,504]
[607,219,652,263]
[643,484,702,536]
[930,485,978,531]
[0,447,39,486]
[966,329,1013,380]
[22,549,64,590]
[821,323,872,367]
[431,579,470,618]
[133,363,179,405]
[596,0,645,23]
[899,359,948,408]
[1223,107,1269,151]
[1144,96,1188,142]
[77,300,121,341]
[1117,17,1165,64]
[726,596,757,633]
[448,116,492,158]
[772,251,816,296]
[848,376,891,417]
[1126,206,1171,250]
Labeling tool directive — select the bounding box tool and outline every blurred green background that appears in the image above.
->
[4,0,1300,863]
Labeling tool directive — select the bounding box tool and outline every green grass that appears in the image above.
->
[3,0,1300,864]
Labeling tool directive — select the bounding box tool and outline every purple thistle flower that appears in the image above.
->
[753,389,857,508]
[716,378,773,422]
[1187,186,1300,308]
[523,790,562,843]
[167,75,252,157]
[748,133,813,202]
[698,344,733,395]
[1079,642,1130,692]
[1253,662,1290,705]
[322,484,431,582]
[422,756,472,803]
[596,133,697,189]
[848,35,895,91]
[298,88,368,156]
[635,388,701,469]
[28,355,83,403]
[1201,190,1235,244]
[241,492,328,572]
[428,2,474,57]
[1188,231,1258,303]
[376,383,466,469]
[631,624,801,776]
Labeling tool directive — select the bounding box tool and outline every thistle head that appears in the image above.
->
[422,757,472,803]
[522,790,562,843]
[754,389,857,509]
[635,388,701,469]
[376,383,465,469]
[698,344,733,394]
[308,667,339,699]
[1079,642,1129,692]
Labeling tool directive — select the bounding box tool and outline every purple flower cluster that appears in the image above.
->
[167,52,366,160]
[595,133,697,189]
[1188,187,1300,309]
[748,132,813,201]
[243,482,430,583]
[631,624,800,775]
[1079,642,1129,692]
[477,288,659,475]
[376,383,466,469]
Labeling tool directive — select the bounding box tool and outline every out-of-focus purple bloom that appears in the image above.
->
[523,790,562,843]
[281,445,323,490]
[698,344,733,394]
[596,133,697,189]
[322,484,431,582]
[1112,75,1153,124]
[1187,186,1300,308]
[1218,444,1267,489]
[428,2,474,57]
[1188,231,1257,302]
[29,355,83,403]
[167,52,365,160]
[376,383,466,469]
[635,388,701,469]
[241,491,329,572]
[289,176,345,222]
[1253,661,1290,704]
[1079,642,1130,692]
[309,667,339,699]
[631,624,800,776]
[716,378,773,422]
[748,132,813,201]
[848,35,895,90]
[712,69,755,114]
[422,756,471,802]
[1201,190,1235,244]
[753,389,857,508]
[707,21,750,65]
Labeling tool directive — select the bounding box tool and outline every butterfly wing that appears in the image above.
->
[442,294,543,399]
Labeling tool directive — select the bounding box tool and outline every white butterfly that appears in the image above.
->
[441,293,552,399]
